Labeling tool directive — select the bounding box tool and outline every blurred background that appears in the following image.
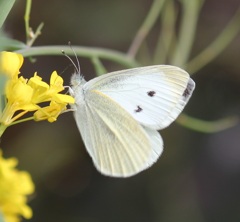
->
[2,0,240,221]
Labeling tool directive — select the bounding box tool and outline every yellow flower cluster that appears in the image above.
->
[0,51,74,128]
[0,150,34,222]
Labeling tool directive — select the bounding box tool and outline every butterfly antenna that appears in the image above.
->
[61,43,81,74]
[68,41,81,74]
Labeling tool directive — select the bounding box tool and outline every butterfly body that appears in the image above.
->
[70,65,195,177]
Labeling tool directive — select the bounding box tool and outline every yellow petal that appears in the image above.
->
[53,94,75,104]
[6,77,33,105]
[34,101,67,122]
[28,73,49,92]
[49,71,64,92]
[0,51,23,78]
[50,71,63,85]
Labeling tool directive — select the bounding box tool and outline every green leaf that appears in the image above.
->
[0,35,26,51]
[0,0,16,29]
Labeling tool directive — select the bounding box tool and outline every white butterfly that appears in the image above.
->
[70,65,195,177]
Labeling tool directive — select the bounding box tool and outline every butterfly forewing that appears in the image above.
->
[85,65,195,130]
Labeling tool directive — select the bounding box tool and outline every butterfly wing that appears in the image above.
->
[73,88,163,177]
[85,65,195,130]
[142,127,163,168]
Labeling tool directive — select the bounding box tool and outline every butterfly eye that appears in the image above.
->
[147,91,156,97]
[135,105,143,113]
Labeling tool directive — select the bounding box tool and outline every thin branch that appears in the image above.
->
[170,0,204,67]
[91,57,107,76]
[127,0,166,58]
[24,0,32,43]
[177,113,239,133]
[16,45,140,68]
[186,5,240,74]
[27,22,44,47]
[153,0,176,64]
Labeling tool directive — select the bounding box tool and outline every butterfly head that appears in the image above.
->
[70,72,86,88]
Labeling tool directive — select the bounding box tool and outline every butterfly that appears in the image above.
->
[70,65,195,177]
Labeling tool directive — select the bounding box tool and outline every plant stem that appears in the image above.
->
[91,57,107,76]
[9,116,35,126]
[27,22,44,47]
[0,124,7,137]
[153,0,176,64]
[171,0,204,67]
[177,113,239,133]
[127,0,166,58]
[24,0,32,43]
[186,5,240,74]
[16,45,139,68]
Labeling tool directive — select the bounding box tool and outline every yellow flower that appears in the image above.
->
[0,150,34,222]
[0,51,75,131]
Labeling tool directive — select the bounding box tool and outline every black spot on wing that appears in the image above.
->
[182,79,195,99]
[182,88,190,97]
[135,105,143,113]
[147,91,156,97]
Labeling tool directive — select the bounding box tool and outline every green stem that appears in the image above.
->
[186,5,240,74]
[0,124,7,137]
[24,0,32,43]
[153,0,176,64]
[27,22,44,47]
[177,113,239,133]
[0,117,34,137]
[16,45,139,68]
[9,116,35,126]
[171,0,204,67]
[91,57,107,76]
[127,0,166,58]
